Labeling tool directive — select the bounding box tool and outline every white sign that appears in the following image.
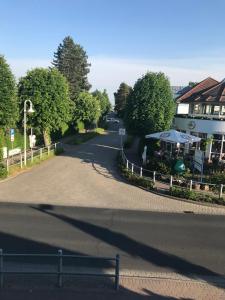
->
[119,128,126,136]
[194,149,204,172]
[8,148,21,157]
[2,147,7,159]
[29,135,36,148]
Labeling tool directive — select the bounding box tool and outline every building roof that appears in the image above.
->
[176,77,220,103]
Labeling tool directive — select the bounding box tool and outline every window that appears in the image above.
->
[221,106,225,115]
[212,106,220,115]
[193,104,201,114]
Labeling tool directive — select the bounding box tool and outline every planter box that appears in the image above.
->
[200,184,210,191]
[193,183,201,190]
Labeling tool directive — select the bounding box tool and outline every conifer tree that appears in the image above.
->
[52,36,91,100]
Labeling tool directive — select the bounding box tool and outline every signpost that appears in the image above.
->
[10,129,15,149]
[119,128,126,150]
[194,149,204,181]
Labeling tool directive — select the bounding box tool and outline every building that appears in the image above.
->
[173,77,225,161]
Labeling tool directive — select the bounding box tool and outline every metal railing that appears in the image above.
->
[121,150,224,199]
[3,143,61,173]
[0,249,120,290]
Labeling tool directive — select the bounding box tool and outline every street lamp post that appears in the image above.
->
[24,100,34,166]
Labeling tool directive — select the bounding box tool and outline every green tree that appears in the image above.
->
[92,89,111,116]
[74,92,101,129]
[52,36,91,100]
[18,68,73,146]
[189,81,198,87]
[124,72,175,136]
[0,55,18,130]
[114,82,132,117]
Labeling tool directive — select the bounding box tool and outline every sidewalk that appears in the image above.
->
[0,276,224,299]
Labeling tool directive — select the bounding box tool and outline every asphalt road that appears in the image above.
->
[0,203,225,281]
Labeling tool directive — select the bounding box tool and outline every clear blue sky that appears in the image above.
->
[1,0,225,100]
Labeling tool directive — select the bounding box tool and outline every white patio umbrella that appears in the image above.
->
[145,130,201,144]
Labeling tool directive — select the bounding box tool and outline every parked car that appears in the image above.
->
[106,118,120,123]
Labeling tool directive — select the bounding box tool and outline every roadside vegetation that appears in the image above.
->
[0,36,111,178]
[67,128,105,145]
[117,151,225,206]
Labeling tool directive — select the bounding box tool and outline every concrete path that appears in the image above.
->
[0,124,225,215]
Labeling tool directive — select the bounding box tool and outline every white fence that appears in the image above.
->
[121,150,224,199]
[4,143,61,173]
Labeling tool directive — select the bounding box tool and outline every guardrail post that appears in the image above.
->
[6,159,9,172]
[40,148,42,159]
[126,160,128,170]
[153,171,156,184]
[0,249,3,288]
[140,167,142,177]
[57,249,63,288]
[48,146,50,156]
[219,184,224,199]
[189,180,193,191]
[20,153,23,168]
[31,149,34,163]
[115,254,120,290]
[170,175,173,188]
[131,164,134,174]
[55,143,57,152]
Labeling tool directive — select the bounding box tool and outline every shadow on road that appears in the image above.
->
[0,216,186,299]
[31,204,225,292]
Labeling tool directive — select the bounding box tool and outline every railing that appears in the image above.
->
[0,249,120,290]
[121,150,224,199]
[3,143,61,173]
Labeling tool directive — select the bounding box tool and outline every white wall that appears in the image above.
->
[174,117,225,134]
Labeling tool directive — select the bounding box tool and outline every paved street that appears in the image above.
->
[0,124,225,215]
[0,204,225,278]
[0,124,225,297]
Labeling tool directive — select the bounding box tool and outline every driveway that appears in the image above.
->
[0,124,225,215]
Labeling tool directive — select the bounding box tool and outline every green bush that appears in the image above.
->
[170,186,225,205]
[75,121,85,133]
[0,163,7,179]
[210,173,225,185]
[55,145,64,155]
[117,151,154,190]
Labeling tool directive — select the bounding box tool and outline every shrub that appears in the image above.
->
[170,186,225,205]
[117,151,154,190]
[55,145,64,155]
[210,173,225,185]
[75,121,85,133]
[0,163,7,179]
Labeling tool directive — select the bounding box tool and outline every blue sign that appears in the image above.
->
[10,128,15,142]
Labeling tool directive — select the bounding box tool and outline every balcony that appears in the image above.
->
[174,114,225,134]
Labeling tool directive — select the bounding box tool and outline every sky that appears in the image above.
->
[1,0,225,103]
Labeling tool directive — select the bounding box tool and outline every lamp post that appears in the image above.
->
[24,100,34,166]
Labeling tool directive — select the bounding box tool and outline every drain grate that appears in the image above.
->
[183,211,194,214]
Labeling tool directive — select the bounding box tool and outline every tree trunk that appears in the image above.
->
[43,130,51,146]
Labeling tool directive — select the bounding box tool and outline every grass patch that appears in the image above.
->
[67,128,105,145]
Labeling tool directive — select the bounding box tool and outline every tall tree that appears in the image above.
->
[124,72,175,136]
[18,68,73,146]
[0,55,18,129]
[74,92,101,129]
[52,36,91,100]
[114,82,132,117]
[92,89,111,116]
